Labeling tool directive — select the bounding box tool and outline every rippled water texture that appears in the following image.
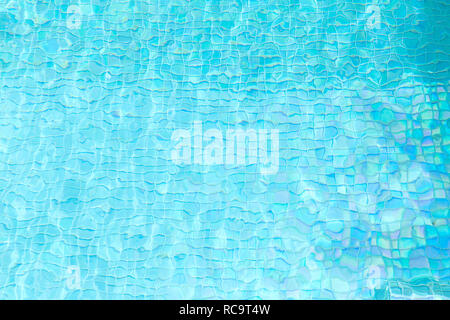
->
[0,0,449,299]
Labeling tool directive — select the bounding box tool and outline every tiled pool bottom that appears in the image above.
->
[0,0,449,299]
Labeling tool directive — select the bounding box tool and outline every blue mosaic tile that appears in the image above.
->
[0,0,448,299]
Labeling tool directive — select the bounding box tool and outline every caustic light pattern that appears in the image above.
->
[0,0,449,299]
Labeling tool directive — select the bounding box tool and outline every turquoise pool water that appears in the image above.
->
[0,0,449,299]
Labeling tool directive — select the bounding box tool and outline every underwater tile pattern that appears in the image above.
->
[0,0,449,299]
